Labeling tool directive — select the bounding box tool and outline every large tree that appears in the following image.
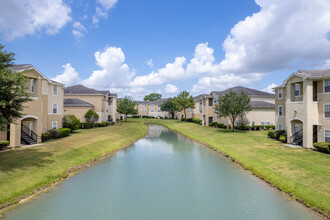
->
[0,44,30,131]
[144,93,162,101]
[215,91,252,132]
[117,96,138,121]
[175,91,195,119]
[160,98,182,119]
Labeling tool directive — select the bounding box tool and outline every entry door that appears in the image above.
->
[29,123,33,136]
[295,125,300,139]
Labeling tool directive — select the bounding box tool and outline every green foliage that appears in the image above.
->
[63,115,80,132]
[275,130,286,139]
[209,122,217,127]
[58,128,71,137]
[191,118,202,124]
[313,142,330,153]
[41,133,52,142]
[268,130,275,138]
[160,97,182,119]
[80,122,92,129]
[279,134,287,142]
[175,91,195,119]
[48,129,60,139]
[96,122,109,127]
[217,123,224,128]
[0,141,9,150]
[84,110,99,123]
[0,44,31,131]
[215,91,251,132]
[265,125,275,130]
[117,96,138,121]
[143,93,162,101]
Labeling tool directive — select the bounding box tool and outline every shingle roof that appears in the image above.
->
[64,84,105,95]
[250,100,275,109]
[64,98,93,107]
[193,94,205,102]
[136,98,168,105]
[212,86,274,97]
[9,64,33,72]
[295,69,330,78]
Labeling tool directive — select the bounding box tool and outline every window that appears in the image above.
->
[52,121,58,129]
[140,104,142,107]
[214,98,217,104]
[53,85,58,95]
[209,99,213,106]
[145,104,147,107]
[278,123,283,130]
[324,104,330,118]
[278,89,283,99]
[295,84,300,96]
[324,80,330,93]
[30,79,34,92]
[325,130,330,142]
[158,105,160,107]
[144,109,147,112]
[158,109,161,112]
[252,121,255,125]
[278,106,283,116]
[139,109,142,112]
[52,103,58,114]
[151,109,154,112]
[151,104,154,107]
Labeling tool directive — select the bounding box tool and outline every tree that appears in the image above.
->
[63,115,81,132]
[0,44,30,131]
[160,98,182,119]
[117,96,137,121]
[175,91,195,119]
[144,93,162,101]
[84,110,99,124]
[215,91,252,132]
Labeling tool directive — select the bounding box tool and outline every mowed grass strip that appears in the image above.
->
[0,120,148,208]
[146,119,330,216]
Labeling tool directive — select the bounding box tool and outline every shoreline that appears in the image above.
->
[150,121,329,219]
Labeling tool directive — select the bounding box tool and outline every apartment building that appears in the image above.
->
[0,64,64,147]
[64,84,118,123]
[200,86,275,127]
[274,69,330,148]
[136,99,169,118]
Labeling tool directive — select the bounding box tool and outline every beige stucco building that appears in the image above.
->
[135,99,170,118]
[0,64,64,148]
[64,85,118,123]
[274,69,330,148]
[198,86,275,127]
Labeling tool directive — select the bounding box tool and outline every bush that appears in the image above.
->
[191,118,202,124]
[268,130,275,138]
[199,121,202,125]
[186,118,193,122]
[42,133,52,142]
[279,134,287,142]
[181,118,186,121]
[239,125,250,130]
[48,129,60,139]
[58,128,71,137]
[0,141,9,150]
[275,130,286,139]
[63,115,80,132]
[111,122,115,125]
[265,125,275,130]
[217,123,224,128]
[80,122,92,129]
[209,122,217,127]
[313,142,330,153]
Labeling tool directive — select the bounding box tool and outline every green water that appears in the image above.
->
[3,125,322,220]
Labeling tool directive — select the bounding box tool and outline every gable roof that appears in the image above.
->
[136,98,168,105]
[64,84,106,95]
[64,98,93,107]
[193,94,205,102]
[212,86,274,97]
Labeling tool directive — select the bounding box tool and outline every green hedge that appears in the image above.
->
[279,134,287,142]
[192,118,202,124]
[268,130,275,138]
[48,129,60,139]
[275,130,286,139]
[0,141,9,150]
[80,122,92,129]
[313,142,330,153]
[42,133,52,142]
[58,128,71,137]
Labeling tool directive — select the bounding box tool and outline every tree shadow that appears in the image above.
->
[215,128,250,134]
[0,148,54,173]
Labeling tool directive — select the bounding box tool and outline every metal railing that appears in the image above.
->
[21,124,38,143]
[288,129,303,146]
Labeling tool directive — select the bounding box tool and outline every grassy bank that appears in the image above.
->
[145,119,330,217]
[0,120,148,210]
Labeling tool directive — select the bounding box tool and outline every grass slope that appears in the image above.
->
[147,119,330,217]
[0,120,147,209]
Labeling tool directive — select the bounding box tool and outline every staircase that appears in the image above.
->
[21,125,38,145]
[289,129,303,146]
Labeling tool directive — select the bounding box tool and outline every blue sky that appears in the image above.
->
[1,0,330,99]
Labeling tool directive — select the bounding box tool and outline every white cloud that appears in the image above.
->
[147,59,154,68]
[52,63,81,86]
[73,21,86,32]
[93,0,117,24]
[262,83,278,94]
[72,21,87,39]
[72,30,84,39]
[319,59,330,69]
[165,84,179,94]
[0,0,71,41]
[97,0,118,10]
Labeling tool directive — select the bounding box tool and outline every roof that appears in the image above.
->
[193,94,205,102]
[64,84,106,95]
[250,101,275,109]
[295,69,330,78]
[136,98,168,105]
[212,86,274,97]
[64,98,93,107]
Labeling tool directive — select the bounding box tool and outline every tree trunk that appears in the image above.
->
[184,108,187,119]
[232,121,235,132]
[125,114,127,122]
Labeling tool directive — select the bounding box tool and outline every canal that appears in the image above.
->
[3,125,322,219]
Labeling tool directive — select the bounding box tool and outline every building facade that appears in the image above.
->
[274,69,330,148]
[135,99,169,118]
[0,64,64,147]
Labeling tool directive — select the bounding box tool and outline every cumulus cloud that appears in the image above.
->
[0,0,71,41]
[165,84,179,94]
[97,0,118,10]
[52,63,81,86]
[147,59,154,68]
[73,21,86,32]
[93,0,117,24]
[262,83,278,94]
[72,21,87,39]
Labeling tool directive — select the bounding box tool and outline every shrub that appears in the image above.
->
[239,125,250,130]
[267,130,275,138]
[265,125,275,130]
[313,142,330,153]
[181,118,186,121]
[48,129,60,139]
[42,133,52,142]
[63,115,80,132]
[186,118,193,122]
[111,122,115,125]
[217,123,224,128]
[279,134,287,142]
[58,128,71,137]
[275,130,286,139]
[192,118,202,124]
[199,121,202,125]
[80,122,92,129]
[0,141,9,150]
[104,122,109,126]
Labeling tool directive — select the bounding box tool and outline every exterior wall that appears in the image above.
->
[0,132,7,141]
[64,106,93,122]
[275,87,287,129]
[245,108,275,126]
[135,103,169,118]
[108,96,117,122]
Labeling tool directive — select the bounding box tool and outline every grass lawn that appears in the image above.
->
[0,120,148,210]
[143,118,330,217]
